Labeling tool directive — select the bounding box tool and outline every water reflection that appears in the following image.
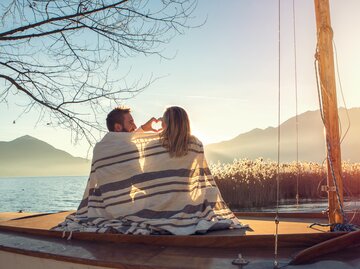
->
[234,198,360,212]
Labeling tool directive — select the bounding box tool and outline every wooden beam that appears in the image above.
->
[289,229,360,265]
[314,0,344,225]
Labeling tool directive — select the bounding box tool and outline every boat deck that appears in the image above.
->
[0,228,300,269]
[0,211,356,269]
[0,211,335,247]
[0,211,339,248]
[0,212,44,222]
[0,211,330,234]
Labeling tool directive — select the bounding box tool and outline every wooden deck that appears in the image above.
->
[0,211,340,249]
[0,211,356,269]
[0,229,296,269]
[0,210,330,233]
[0,212,48,222]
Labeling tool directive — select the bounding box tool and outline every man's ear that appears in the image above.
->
[114,123,123,132]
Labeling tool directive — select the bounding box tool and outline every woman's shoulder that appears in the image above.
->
[189,135,203,148]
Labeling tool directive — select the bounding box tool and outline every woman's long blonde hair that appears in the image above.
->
[160,106,192,157]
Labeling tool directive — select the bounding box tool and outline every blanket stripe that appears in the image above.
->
[86,179,217,208]
[91,149,205,173]
[53,132,244,235]
[92,141,204,167]
[88,186,218,209]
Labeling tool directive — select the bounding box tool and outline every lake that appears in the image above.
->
[0,176,358,213]
[0,176,88,213]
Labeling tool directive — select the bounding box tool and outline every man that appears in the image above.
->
[106,107,160,133]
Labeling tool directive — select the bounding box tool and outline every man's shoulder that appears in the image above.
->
[94,132,112,146]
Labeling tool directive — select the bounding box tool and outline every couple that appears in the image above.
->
[106,106,194,158]
[54,106,244,235]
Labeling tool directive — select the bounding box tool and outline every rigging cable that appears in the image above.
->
[333,41,351,144]
[292,0,300,208]
[273,0,281,268]
[333,40,359,223]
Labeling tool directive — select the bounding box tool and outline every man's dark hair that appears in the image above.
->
[106,107,131,131]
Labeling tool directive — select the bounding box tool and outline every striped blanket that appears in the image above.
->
[54,132,244,235]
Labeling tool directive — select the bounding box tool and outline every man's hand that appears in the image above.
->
[141,117,163,132]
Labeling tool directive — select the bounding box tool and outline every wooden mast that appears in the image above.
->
[314,0,344,225]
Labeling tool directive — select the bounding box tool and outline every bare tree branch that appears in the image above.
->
[0,0,199,148]
[0,0,129,37]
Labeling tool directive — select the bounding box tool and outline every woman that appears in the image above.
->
[160,106,194,157]
[153,106,242,234]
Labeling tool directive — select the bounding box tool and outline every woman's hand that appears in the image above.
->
[141,117,163,132]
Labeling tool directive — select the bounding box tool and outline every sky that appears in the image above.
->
[1,0,360,158]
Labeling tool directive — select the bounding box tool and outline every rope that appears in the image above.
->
[325,137,356,234]
[273,0,281,268]
[332,223,359,232]
[314,56,325,123]
[326,139,347,222]
[292,0,300,208]
[310,222,359,232]
[333,41,351,144]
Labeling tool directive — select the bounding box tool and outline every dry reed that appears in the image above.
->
[210,158,360,209]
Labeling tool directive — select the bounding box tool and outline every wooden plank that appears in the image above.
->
[0,211,350,250]
[0,217,343,249]
[0,211,72,230]
[0,230,299,269]
[235,212,327,219]
[0,251,110,269]
[236,211,360,224]
[2,229,359,269]
[1,225,345,248]
[0,212,46,222]
[290,229,360,265]
[0,211,329,234]
[0,231,171,269]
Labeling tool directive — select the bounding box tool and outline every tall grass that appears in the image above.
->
[210,158,360,209]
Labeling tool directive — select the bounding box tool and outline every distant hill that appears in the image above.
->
[205,108,360,163]
[2,108,359,176]
[0,135,90,176]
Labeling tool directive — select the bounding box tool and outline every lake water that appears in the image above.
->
[0,176,88,213]
[0,176,359,213]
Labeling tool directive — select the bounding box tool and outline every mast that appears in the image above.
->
[314,0,344,225]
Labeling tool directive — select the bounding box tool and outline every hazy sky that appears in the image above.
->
[1,0,360,158]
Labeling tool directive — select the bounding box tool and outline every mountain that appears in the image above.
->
[2,108,359,177]
[0,135,90,176]
[205,108,360,163]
